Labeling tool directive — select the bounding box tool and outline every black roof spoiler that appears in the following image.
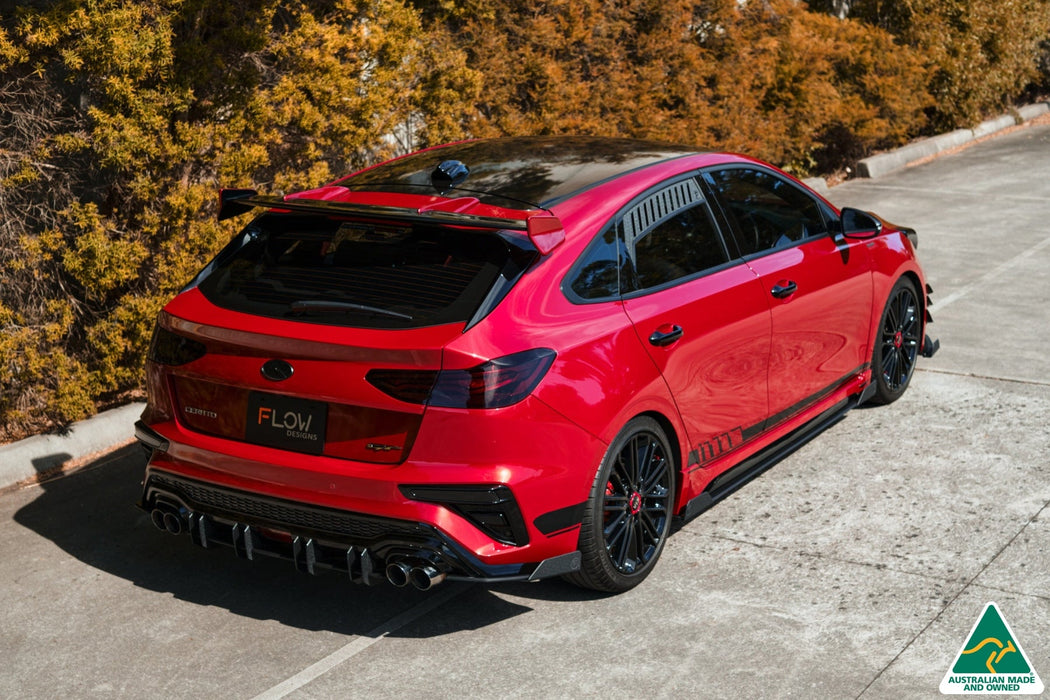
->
[217,188,565,254]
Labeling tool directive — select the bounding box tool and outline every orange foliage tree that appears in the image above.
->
[418,0,929,171]
[833,0,1050,129]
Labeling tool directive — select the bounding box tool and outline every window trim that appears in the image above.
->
[562,171,739,304]
[618,256,741,301]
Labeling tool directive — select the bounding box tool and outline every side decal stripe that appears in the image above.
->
[689,363,870,472]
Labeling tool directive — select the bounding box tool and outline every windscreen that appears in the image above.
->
[196,213,513,329]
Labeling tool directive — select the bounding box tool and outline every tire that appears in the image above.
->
[870,277,921,405]
[565,416,675,593]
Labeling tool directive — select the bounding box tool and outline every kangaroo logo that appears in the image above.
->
[961,636,1018,674]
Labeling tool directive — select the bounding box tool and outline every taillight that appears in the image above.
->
[364,369,437,404]
[148,325,207,366]
[367,349,555,409]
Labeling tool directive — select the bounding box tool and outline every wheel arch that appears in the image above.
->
[900,269,926,319]
[872,267,929,353]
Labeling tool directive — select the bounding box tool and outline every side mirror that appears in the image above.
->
[840,207,883,239]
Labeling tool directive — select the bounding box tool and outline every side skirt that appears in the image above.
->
[672,387,869,529]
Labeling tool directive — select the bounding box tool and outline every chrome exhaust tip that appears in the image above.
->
[385,560,412,587]
[162,511,184,535]
[409,565,446,591]
[149,508,167,532]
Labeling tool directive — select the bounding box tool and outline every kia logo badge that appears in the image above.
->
[261,359,294,382]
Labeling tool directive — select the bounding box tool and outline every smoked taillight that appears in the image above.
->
[148,325,207,366]
[367,349,555,409]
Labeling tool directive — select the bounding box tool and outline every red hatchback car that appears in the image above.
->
[136,137,938,593]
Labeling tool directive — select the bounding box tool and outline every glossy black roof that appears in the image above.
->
[336,136,703,209]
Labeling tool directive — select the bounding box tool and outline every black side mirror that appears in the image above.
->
[840,207,883,239]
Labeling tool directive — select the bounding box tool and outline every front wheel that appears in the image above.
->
[565,417,675,593]
[870,277,921,405]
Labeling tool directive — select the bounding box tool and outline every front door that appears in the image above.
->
[704,166,873,427]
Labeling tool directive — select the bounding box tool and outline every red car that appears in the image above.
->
[136,137,938,593]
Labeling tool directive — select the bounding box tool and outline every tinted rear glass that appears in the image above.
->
[197,214,511,329]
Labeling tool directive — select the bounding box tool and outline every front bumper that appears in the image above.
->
[922,334,940,358]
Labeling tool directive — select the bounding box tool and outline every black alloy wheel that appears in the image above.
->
[566,416,675,593]
[871,277,921,404]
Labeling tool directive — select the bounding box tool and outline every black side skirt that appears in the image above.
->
[673,390,865,528]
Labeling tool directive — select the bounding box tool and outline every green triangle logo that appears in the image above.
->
[941,602,1044,694]
[953,605,1029,674]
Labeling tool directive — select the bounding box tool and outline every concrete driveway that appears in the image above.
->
[2,121,1049,699]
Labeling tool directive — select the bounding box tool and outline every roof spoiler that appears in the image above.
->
[217,188,565,254]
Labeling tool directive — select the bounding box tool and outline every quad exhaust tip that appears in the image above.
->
[409,565,446,591]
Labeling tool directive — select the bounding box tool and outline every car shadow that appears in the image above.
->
[12,444,546,637]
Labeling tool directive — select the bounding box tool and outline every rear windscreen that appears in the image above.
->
[196,214,512,329]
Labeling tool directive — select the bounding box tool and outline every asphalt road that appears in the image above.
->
[3,122,1049,699]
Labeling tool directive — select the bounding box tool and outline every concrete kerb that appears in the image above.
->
[0,402,145,491]
[855,102,1050,179]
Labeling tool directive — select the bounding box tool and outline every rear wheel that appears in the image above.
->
[870,277,921,405]
[565,417,675,593]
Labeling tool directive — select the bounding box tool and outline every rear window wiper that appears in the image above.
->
[289,300,413,321]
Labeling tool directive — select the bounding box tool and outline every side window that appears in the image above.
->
[622,179,730,292]
[705,168,828,256]
[568,226,626,300]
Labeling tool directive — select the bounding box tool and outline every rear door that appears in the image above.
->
[618,177,772,468]
[704,167,873,426]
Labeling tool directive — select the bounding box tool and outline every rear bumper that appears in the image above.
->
[139,466,582,587]
[134,405,597,586]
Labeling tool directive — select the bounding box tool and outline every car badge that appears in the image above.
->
[366,443,402,452]
[261,359,294,382]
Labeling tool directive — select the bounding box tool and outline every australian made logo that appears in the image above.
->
[940,602,1044,695]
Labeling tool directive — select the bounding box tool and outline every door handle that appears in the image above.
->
[771,281,798,298]
[649,325,684,347]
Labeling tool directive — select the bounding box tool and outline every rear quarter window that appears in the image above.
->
[566,226,626,301]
